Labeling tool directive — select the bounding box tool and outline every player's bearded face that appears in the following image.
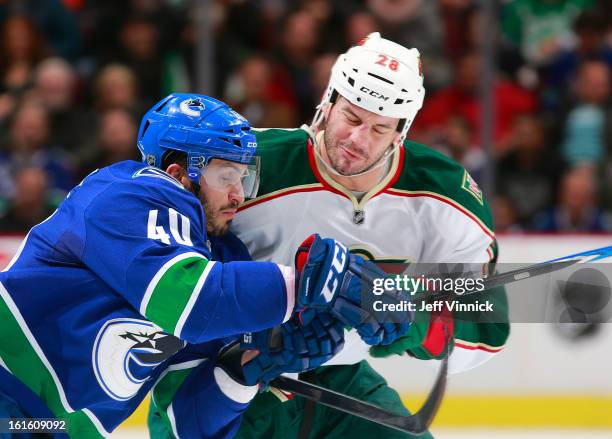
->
[199,160,245,236]
[202,198,239,236]
[323,97,399,176]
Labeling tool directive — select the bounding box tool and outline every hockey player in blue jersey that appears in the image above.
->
[0,94,412,438]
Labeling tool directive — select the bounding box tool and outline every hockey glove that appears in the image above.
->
[294,234,412,346]
[240,311,345,386]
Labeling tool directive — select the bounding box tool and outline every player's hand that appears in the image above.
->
[336,254,413,345]
[216,342,254,386]
[294,234,413,345]
[240,311,345,386]
[294,234,349,309]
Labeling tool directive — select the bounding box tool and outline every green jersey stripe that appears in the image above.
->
[140,252,206,314]
[174,260,217,337]
[152,360,206,439]
[71,410,108,438]
[141,252,210,334]
[0,282,106,438]
[168,403,179,438]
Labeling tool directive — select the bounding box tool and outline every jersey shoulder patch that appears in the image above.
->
[460,169,483,205]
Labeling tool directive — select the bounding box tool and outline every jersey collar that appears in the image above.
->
[306,134,404,210]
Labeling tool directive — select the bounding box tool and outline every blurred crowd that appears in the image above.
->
[0,0,611,233]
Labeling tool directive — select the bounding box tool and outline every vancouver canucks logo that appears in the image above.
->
[180,97,205,117]
[93,318,185,401]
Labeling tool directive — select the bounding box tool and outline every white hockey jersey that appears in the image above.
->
[231,128,508,373]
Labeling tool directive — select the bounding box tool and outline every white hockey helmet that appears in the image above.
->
[315,32,425,146]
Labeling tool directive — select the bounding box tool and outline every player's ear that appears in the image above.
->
[321,102,332,120]
[165,163,191,189]
[392,132,401,147]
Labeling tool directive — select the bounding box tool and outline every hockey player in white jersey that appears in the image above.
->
[221,33,509,438]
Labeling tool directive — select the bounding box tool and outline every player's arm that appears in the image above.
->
[429,219,509,372]
[150,350,258,439]
[371,207,509,373]
[150,310,345,438]
[82,181,294,343]
[391,244,509,371]
[445,241,509,372]
[82,180,390,345]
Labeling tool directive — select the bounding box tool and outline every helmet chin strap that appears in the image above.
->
[303,108,398,179]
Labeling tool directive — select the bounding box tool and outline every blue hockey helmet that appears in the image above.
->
[137,93,260,198]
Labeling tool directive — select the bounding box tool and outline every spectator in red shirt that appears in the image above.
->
[411,51,537,153]
[224,54,298,128]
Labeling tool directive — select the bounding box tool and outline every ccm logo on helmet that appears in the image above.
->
[359,87,389,101]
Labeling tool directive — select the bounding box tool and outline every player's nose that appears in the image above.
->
[228,183,244,204]
[348,124,369,146]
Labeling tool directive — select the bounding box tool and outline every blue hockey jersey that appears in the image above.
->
[0,161,293,437]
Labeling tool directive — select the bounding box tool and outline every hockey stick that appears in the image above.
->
[271,334,450,436]
[429,244,612,299]
[271,245,612,434]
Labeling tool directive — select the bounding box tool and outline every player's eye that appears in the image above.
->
[343,112,360,125]
[220,173,236,184]
[219,169,245,185]
[373,127,389,135]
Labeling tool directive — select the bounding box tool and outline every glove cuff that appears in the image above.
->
[420,304,454,357]
[295,234,318,272]
[213,367,258,404]
[276,264,295,322]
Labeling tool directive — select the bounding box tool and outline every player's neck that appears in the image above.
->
[318,133,386,192]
